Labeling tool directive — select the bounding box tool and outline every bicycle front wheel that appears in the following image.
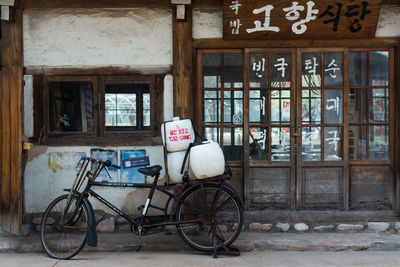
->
[40,194,89,259]
[175,183,243,252]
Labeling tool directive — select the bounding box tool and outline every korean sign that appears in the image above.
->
[223,0,381,39]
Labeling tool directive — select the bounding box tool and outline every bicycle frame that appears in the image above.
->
[69,156,232,231]
[74,174,229,231]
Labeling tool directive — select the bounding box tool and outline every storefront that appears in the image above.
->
[0,0,399,235]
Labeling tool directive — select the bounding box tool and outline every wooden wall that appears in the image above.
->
[0,6,23,235]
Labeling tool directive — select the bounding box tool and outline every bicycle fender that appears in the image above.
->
[82,198,97,247]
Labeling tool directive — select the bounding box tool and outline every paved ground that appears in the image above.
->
[1,251,400,267]
[2,228,400,253]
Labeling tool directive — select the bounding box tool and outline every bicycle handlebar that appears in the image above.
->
[80,156,121,169]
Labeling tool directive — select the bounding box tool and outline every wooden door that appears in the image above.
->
[196,47,395,210]
[244,48,395,210]
[296,48,347,209]
[245,48,297,209]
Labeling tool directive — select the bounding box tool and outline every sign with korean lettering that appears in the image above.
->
[223,0,381,39]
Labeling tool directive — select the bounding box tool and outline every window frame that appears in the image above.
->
[36,74,163,146]
[100,75,155,138]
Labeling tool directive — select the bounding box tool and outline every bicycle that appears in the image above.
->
[40,156,243,259]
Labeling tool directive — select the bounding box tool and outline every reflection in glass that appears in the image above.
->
[324,52,343,87]
[369,126,389,160]
[203,91,220,123]
[302,127,321,161]
[223,128,231,146]
[271,90,290,124]
[224,54,243,88]
[369,88,389,123]
[324,127,342,161]
[349,126,366,160]
[349,89,366,123]
[143,93,150,127]
[301,52,321,87]
[224,91,243,124]
[202,54,221,88]
[302,90,321,123]
[49,81,94,132]
[249,53,268,88]
[203,127,220,143]
[369,51,389,86]
[249,90,264,124]
[271,128,290,161]
[324,90,343,124]
[349,52,366,86]
[105,93,137,127]
[271,54,291,88]
[223,127,243,161]
[249,127,267,160]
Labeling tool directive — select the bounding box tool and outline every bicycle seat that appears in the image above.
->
[138,165,162,176]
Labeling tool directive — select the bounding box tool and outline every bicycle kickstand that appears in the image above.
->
[136,226,143,252]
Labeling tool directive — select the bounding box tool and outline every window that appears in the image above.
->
[104,80,150,131]
[197,48,393,163]
[36,75,163,145]
[348,51,390,161]
[200,52,244,162]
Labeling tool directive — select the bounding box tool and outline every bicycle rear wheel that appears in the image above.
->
[175,183,243,252]
[40,194,89,259]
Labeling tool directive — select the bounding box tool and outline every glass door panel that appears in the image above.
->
[248,51,293,162]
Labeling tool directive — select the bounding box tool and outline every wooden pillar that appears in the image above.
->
[396,44,400,210]
[0,3,23,235]
[172,5,193,119]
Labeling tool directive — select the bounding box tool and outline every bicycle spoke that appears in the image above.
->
[176,184,243,252]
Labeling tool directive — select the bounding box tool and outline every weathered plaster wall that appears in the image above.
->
[23,9,172,68]
[375,6,400,37]
[22,9,174,216]
[24,146,168,216]
[192,7,400,39]
[193,8,223,39]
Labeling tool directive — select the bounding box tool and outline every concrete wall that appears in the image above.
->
[192,7,400,39]
[23,9,174,216]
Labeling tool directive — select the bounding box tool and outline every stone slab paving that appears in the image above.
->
[2,228,400,254]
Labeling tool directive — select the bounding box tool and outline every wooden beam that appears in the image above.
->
[21,0,171,9]
[17,0,400,9]
[173,5,193,119]
[20,0,224,9]
[382,0,400,5]
[194,37,400,49]
[0,5,23,235]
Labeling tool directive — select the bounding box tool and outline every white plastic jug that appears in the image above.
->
[161,117,195,152]
[167,151,195,184]
[189,141,225,179]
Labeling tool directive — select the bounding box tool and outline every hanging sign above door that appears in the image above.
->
[223,0,381,40]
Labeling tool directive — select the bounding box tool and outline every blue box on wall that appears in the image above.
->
[120,150,150,183]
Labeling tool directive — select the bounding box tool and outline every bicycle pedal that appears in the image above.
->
[136,243,143,252]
